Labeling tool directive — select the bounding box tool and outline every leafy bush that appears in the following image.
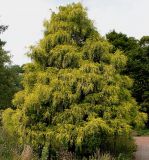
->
[99,136,136,156]
[136,129,149,136]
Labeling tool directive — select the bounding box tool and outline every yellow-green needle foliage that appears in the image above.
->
[2,3,146,158]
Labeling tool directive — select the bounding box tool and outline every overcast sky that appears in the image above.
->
[0,0,149,65]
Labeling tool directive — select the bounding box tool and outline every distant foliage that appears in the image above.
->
[2,3,146,159]
[106,31,149,126]
[0,25,23,109]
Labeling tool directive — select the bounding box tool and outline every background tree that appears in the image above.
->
[0,24,23,159]
[106,31,149,126]
[106,30,139,52]
[2,3,146,159]
[0,25,22,109]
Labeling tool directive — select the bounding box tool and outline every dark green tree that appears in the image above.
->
[106,30,139,53]
[0,25,11,109]
[2,3,146,158]
[0,25,22,109]
[106,31,149,126]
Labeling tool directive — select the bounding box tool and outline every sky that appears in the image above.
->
[0,0,149,65]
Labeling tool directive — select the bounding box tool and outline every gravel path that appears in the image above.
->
[134,137,149,160]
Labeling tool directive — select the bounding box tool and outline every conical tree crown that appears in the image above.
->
[2,3,146,157]
[30,3,100,69]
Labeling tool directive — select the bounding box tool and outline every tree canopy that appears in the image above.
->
[106,30,149,126]
[2,3,146,158]
[0,25,22,109]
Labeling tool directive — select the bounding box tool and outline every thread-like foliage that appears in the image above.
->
[2,3,146,158]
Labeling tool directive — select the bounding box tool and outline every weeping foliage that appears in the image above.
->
[2,3,146,158]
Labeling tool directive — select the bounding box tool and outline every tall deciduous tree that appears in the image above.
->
[2,3,146,158]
